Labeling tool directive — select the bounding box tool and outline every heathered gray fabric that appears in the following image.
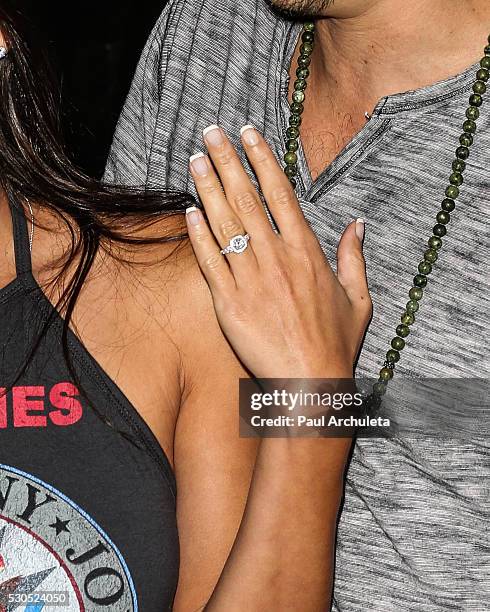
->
[105,1,490,609]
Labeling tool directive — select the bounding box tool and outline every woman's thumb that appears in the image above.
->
[337,219,371,310]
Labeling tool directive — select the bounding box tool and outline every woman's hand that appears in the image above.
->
[186,124,372,379]
[180,124,370,610]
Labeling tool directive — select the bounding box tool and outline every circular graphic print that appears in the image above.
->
[0,465,137,611]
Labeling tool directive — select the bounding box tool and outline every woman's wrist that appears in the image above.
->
[256,359,353,380]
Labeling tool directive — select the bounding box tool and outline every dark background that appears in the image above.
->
[18,1,167,178]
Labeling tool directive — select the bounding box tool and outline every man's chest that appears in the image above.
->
[286,47,371,182]
[298,115,368,182]
[147,54,489,378]
[156,124,488,382]
[295,128,490,380]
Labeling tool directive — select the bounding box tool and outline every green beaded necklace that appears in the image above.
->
[283,23,490,409]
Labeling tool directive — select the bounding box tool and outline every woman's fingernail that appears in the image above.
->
[203,124,224,146]
[189,152,209,176]
[240,125,259,145]
[355,218,365,242]
[186,206,202,226]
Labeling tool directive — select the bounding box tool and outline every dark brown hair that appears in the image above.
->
[0,2,195,434]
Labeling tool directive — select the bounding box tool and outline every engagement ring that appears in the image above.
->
[220,234,250,255]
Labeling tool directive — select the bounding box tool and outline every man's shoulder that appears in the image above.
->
[151,0,281,47]
[105,0,289,186]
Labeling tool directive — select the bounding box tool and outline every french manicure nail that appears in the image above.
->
[355,218,365,242]
[203,124,224,146]
[189,152,209,176]
[240,125,259,146]
[186,206,202,226]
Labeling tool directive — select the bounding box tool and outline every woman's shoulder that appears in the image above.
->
[129,213,246,376]
[108,212,251,458]
[99,210,249,391]
[29,206,248,461]
[32,204,248,404]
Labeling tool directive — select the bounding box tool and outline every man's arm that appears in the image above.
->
[103,1,177,187]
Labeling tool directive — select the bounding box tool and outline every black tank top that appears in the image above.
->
[0,194,179,610]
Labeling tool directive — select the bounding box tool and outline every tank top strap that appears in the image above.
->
[8,192,33,276]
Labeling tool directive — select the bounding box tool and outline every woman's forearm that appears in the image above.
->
[205,434,352,611]
[185,124,371,610]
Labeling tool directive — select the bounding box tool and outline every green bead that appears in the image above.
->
[304,22,315,32]
[460,133,473,147]
[290,102,304,114]
[452,159,466,172]
[473,80,487,94]
[298,55,311,69]
[463,119,477,134]
[442,198,456,212]
[476,68,489,82]
[413,274,427,288]
[436,210,450,224]
[391,336,406,350]
[289,114,302,127]
[409,287,423,301]
[302,31,314,43]
[418,260,432,275]
[296,68,309,79]
[424,248,439,263]
[428,236,442,250]
[287,139,299,152]
[292,90,305,103]
[380,367,394,381]
[466,106,480,121]
[485,45,490,56]
[300,43,314,55]
[401,312,415,325]
[284,165,297,178]
[373,382,387,396]
[469,93,483,107]
[396,323,410,338]
[406,300,419,314]
[284,151,297,165]
[433,223,447,237]
[386,349,401,363]
[445,185,459,199]
[286,126,299,139]
[480,56,490,70]
[456,146,470,160]
[449,172,463,186]
[294,79,307,91]
[289,177,297,188]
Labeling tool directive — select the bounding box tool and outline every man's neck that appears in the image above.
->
[291,0,488,180]
[311,0,488,110]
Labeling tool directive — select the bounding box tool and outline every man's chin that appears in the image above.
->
[265,0,320,19]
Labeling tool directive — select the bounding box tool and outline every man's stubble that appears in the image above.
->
[266,0,335,19]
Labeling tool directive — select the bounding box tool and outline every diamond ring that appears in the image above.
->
[220,234,251,255]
